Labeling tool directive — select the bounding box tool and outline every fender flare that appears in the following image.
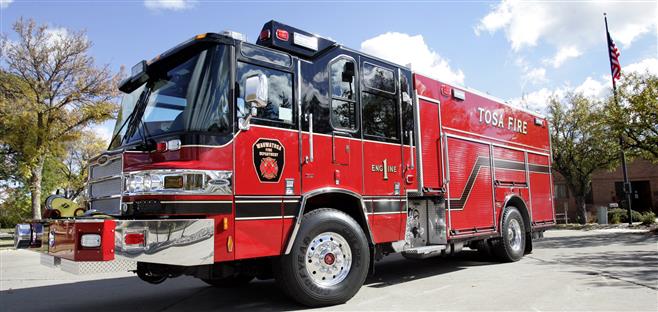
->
[500,194,532,233]
[284,187,374,255]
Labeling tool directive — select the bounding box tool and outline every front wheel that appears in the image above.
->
[274,208,370,307]
[493,206,526,262]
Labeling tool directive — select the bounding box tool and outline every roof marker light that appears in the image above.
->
[276,29,289,41]
[259,29,271,41]
[221,30,246,41]
[452,89,466,101]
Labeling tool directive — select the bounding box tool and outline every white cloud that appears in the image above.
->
[144,0,195,11]
[546,46,582,68]
[623,57,658,76]
[475,1,657,51]
[523,67,547,85]
[360,32,465,85]
[574,77,607,100]
[510,57,657,114]
[0,0,13,9]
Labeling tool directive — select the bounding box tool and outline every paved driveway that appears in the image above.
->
[1,229,656,311]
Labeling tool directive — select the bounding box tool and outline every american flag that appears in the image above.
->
[607,31,621,82]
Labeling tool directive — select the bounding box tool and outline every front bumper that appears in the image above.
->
[15,218,215,270]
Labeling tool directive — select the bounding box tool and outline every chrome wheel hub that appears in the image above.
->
[507,219,523,252]
[305,232,352,287]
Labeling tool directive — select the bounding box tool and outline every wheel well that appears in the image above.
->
[503,196,531,233]
[303,192,373,244]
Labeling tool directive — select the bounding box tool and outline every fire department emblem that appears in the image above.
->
[260,157,278,180]
[253,138,285,183]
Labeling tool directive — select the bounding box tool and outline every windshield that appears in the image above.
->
[110,43,231,149]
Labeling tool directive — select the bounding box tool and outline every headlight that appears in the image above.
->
[123,170,232,195]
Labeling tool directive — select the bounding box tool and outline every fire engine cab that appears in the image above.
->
[15,20,555,307]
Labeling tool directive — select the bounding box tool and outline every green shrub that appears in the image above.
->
[640,212,656,225]
[607,208,643,223]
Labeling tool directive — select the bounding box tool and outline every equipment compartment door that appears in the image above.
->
[446,136,495,233]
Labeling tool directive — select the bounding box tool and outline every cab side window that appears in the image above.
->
[361,62,399,141]
[237,61,294,124]
[329,58,357,131]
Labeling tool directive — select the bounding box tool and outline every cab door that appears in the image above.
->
[360,59,405,243]
[301,55,363,195]
[233,46,300,259]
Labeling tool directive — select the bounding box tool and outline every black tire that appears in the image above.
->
[274,208,370,307]
[201,274,254,287]
[493,206,526,262]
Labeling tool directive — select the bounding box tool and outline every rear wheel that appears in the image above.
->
[274,208,369,307]
[493,206,526,262]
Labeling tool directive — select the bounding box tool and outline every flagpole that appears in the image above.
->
[605,13,633,225]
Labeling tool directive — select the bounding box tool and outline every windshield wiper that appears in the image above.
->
[107,90,147,150]
[122,88,154,150]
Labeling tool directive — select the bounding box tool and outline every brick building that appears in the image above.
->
[553,158,658,222]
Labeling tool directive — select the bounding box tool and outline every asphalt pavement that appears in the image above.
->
[1,229,656,311]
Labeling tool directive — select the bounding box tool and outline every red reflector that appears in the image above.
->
[441,85,451,97]
[276,29,289,41]
[259,29,270,41]
[156,142,167,152]
[124,233,145,245]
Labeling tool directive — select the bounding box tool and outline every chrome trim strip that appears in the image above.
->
[89,174,122,184]
[284,187,374,255]
[90,194,122,200]
[490,143,497,231]
[235,216,282,221]
[414,90,425,190]
[525,151,533,222]
[235,200,282,204]
[159,201,232,204]
[371,211,405,215]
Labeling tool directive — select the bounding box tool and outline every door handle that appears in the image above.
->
[305,113,314,163]
[408,130,415,169]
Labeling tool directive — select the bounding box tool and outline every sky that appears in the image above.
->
[1,0,657,142]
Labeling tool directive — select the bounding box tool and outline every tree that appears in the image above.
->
[59,130,106,200]
[549,93,620,224]
[0,18,122,219]
[606,72,658,161]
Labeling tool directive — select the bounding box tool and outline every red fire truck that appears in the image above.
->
[14,20,554,307]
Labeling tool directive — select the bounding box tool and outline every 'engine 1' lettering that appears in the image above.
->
[477,107,527,135]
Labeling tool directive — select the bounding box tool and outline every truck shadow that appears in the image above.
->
[532,231,658,290]
[0,251,497,311]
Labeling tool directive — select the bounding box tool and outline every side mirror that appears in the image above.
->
[239,74,268,130]
[245,74,268,110]
[342,62,355,83]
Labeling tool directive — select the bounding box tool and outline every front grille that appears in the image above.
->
[88,155,123,215]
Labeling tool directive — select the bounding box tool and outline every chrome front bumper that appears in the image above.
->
[15,218,215,273]
[114,219,215,266]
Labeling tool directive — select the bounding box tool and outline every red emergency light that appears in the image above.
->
[276,29,289,41]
